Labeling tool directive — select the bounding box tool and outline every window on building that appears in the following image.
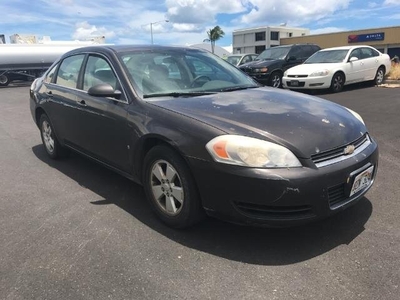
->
[289,32,293,37]
[255,32,266,41]
[255,45,266,54]
[270,31,279,41]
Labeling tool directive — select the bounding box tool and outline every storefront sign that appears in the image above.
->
[348,32,385,43]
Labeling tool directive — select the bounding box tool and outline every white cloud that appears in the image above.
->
[368,2,378,8]
[165,0,248,24]
[238,0,351,26]
[72,21,115,40]
[384,0,400,5]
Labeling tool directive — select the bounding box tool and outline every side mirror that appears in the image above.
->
[349,57,359,62]
[88,83,122,99]
[287,56,297,61]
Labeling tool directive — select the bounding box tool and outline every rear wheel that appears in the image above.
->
[330,72,345,93]
[269,71,282,88]
[374,67,385,85]
[39,114,69,159]
[0,74,10,87]
[143,145,204,228]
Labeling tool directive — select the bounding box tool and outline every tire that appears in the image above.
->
[39,114,69,159]
[143,145,205,228]
[0,74,11,87]
[374,67,385,85]
[269,71,282,88]
[330,72,345,93]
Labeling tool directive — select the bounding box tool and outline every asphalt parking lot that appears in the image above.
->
[1,83,399,300]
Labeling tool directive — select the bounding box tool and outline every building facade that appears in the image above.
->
[232,26,310,54]
[280,26,400,58]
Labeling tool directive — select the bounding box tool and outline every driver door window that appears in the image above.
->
[83,56,118,91]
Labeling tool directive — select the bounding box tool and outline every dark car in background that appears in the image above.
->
[30,45,378,229]
[240,44,321,88]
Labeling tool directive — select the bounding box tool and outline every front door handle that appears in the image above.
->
[77,100,87,107]
[46,91,53,97]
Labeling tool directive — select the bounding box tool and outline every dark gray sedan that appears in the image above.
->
[30,45,378,228]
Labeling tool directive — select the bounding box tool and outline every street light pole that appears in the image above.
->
[149,20,169,44]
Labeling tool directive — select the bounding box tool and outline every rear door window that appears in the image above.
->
[55,55,85,88]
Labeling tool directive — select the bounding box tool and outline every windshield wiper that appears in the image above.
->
[220,86,259,92]
[143,91,216,98]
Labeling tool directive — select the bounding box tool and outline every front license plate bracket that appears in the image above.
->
[349,165,374,197]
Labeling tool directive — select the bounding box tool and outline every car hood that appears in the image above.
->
[286,63,343,75]
[149,87,367,158]
[240,59,281,69]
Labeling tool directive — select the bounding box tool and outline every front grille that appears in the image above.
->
[311,134,370,168]
[287,75,308,78]
[328,183,346,208]
[233,202,315,220]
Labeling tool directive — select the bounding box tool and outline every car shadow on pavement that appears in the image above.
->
[32,144,373,266]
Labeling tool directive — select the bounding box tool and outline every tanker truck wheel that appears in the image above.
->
[0,74,11,87]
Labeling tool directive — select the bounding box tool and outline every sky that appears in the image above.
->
[1,0,400,50]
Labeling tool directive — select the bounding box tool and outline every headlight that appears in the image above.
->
[206,135,301,168]
[254,67,268,73]
[309,70,330,77]
[345,107,365,125]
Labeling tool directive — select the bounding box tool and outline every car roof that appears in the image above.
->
[62,44,210,57]
[320,45,375,52]
[227,53,257,57]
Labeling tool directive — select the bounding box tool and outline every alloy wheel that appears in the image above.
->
[271,74,281,88]
[332,74,344,92]
[376,69,384,85]
[150,159,184,216]
[42,120,55,153]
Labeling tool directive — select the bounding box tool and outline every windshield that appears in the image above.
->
[120,49,258,99]
[256,46,291,60]
[305,50,349,64]
[226,56,241,65]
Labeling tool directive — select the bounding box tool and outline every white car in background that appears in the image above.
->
[282,45,391,93]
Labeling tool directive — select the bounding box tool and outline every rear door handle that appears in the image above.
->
[77,100,87,107]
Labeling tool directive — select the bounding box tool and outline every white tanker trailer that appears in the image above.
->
[0,44,88,86]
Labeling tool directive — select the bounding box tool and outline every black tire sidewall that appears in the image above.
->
[143,145,203,228]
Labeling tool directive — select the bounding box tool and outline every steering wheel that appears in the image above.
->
[190,75,211,87]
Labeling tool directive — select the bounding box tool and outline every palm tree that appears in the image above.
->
[204,26,225,54]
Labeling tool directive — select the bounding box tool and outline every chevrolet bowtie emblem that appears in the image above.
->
[344,145,355,155]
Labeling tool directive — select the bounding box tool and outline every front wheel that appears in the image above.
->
[39,114,69,159]
[269,71,282,88]
[330,73,344,93]
[143,145,204,228]
[374,67,385,85]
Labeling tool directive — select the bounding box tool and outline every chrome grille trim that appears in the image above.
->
[313,134,371,168]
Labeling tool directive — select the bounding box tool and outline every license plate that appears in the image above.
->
[350,166,374,197]
[290,80,299,86]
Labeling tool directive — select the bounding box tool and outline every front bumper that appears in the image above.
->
[282,75,332,90]
[241,71,270,85]
[188,139,378,227]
